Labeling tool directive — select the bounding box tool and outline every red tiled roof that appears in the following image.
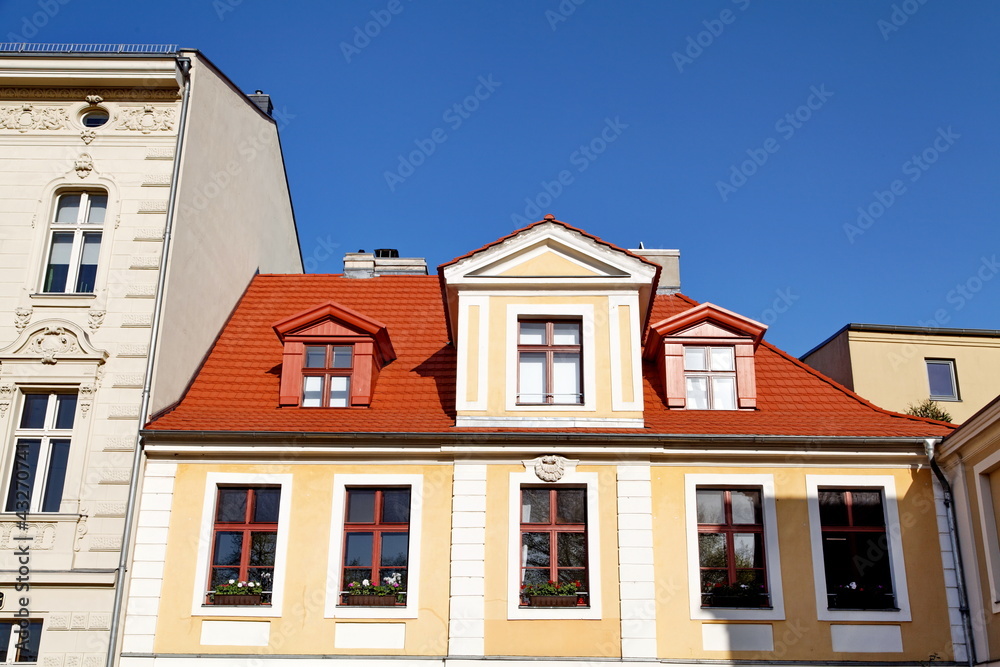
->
[147,275,953,438]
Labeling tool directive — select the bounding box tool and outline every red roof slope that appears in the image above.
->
[148,275,953,438]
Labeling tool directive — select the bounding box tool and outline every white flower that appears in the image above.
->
[237,582,244,588]
[847,581,857,589]
[228,579,236,585]
[362,579,370,586]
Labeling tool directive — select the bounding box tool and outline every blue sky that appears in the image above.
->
[5,0,998,355]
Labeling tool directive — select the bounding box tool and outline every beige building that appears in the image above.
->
[0,44,301,667]
[801,323,1000,423]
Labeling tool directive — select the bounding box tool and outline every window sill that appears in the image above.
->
[29,293,96,308]
[930,397,960,402]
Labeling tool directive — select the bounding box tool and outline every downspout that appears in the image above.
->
[104,55,192,667]
[926,437,976,667]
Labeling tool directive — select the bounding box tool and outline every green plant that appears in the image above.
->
[346,574,404,596]
[705,582,766,598]
[905,399,952,423]
[214,579,263,595]
[521,579,582,596]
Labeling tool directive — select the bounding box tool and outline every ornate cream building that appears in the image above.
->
[0,44,301,667]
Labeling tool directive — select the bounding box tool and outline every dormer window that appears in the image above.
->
[302,345,353,408]
[684,346,737,410]
[272,302,396,409]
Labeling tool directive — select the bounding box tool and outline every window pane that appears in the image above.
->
[20,395,49,429]
[381,532,409,566]
[248,531,277,566]
[818,490,848,526]
[382,488,410,523]
[55,194,81,222]
[700,568,728,593]
[41,439,71,512]
[74,232,101,292]
[521,568,549,587]
[331,346,352,368]
[54,395,77,429]
[552,322,580,345]
[558,569,586,587]
[709,347,735,371]
[733,533,764,568]
[521,488,550,523]
[518,352,546,402]
[552,352,580,404]
[15,621,42,663]
[711,376,737,410]
[343,568,372,589]
[211,567,240,588]
[686,376,708,409]
[927,361,956,398]
[347,489,376,522]
[696,489,725,524]
[522,532,550,567]
[86,194,107,223]
[698,533,727,567]
[304,346,326,368]
[328,376,350,407]
[850,490,886,527]
[0,622,10,662]
[216,488,247,522]
[731,490,762,524]
[253,488,281,523]
[344,532,373,567]
[684,347,707,371]
[302,376,322,407]
[5,440,41,512]
[556,488,586,524]
[212,531,243,566]
[519,322,545,345]
[557,532,586,567]
[44,232,73,292]
[381,568,408,591]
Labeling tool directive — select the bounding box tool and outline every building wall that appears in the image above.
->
[845,331,1000,422]
[149,52,302,415]
[800,329,854,390]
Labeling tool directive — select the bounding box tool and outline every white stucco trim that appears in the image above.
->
[325,474,423,619]
[608,294,643,413]
[972,450,1000,614]
[455,295,489,412]
[191,472,293,618]
[507,466,602,620]
[449,464,487,656]
[805,474,911,622]
[684,474,785,621]
[504,304,595,413]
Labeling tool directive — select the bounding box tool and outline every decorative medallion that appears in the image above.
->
[14,307,31,333]
[87,309,105,333]
[85,94,104,105]
[80,129,96,145]
[534,454,567,482]
[27,326,81,364]
[115,105,175,133]
[74,153,94,178]
[0,104,68,132]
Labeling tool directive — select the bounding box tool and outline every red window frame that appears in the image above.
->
[301,344,353,408]
[207,486,279,604]
[340,487,410,604]
[818,488,895,609]
[516,320,583,405]
[696,487,769,607]
[519,486,588,604]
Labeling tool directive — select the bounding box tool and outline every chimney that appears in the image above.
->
[247,90,273,117]
[343,249,428,278]
[629,248,680,294]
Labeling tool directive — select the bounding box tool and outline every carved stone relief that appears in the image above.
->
[0,104,68,131]
[534,454,568,482]
[0,384,11,418]
[115,105,175,133]
[14,307,31,333]
[87,309,105,333]
[78,384,95,417]
[80,129,96,145]
[27,326,81,364]
[74,153,94,178]
[0,87,179,102]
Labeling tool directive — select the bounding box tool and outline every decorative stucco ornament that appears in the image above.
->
[74,153,94,178]
[534,454,567,482]
[28,326,81,364]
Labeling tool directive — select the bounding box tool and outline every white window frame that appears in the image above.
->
[0,620,42,664]
[3,392,77,514]
[805,474,911,622]
[507,466,602,619]
[926,358,959,401]
[505,304,596,412]
[972,450,1000,614]
[325,474,423,619]
[684,474,785,620]
[191,472,293,618]
[684,346,737,411]
[40,190,107,295]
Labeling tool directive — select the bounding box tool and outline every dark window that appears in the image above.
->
[340,487,410,604]
[4,393,76,513]
[519,487,588,604]
[0,620,42,662]
[302,344,352,407]
[696,488,769,607]
[926,359,959,401]
[208,487,280,604]
[43,191,106,294]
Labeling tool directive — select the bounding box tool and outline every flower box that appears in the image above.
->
[213,594,262,606]
[527,595,579,607]
[702,593,769,608]
[343,595,397,606]
[828,591,895,610]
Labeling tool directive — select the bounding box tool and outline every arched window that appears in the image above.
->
[42,190,107,294]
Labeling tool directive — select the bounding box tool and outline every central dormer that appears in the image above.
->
[439,217,660,428]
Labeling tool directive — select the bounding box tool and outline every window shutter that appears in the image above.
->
[278,342,304,406]
[735,343,757,408]
[663,342,686,407]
